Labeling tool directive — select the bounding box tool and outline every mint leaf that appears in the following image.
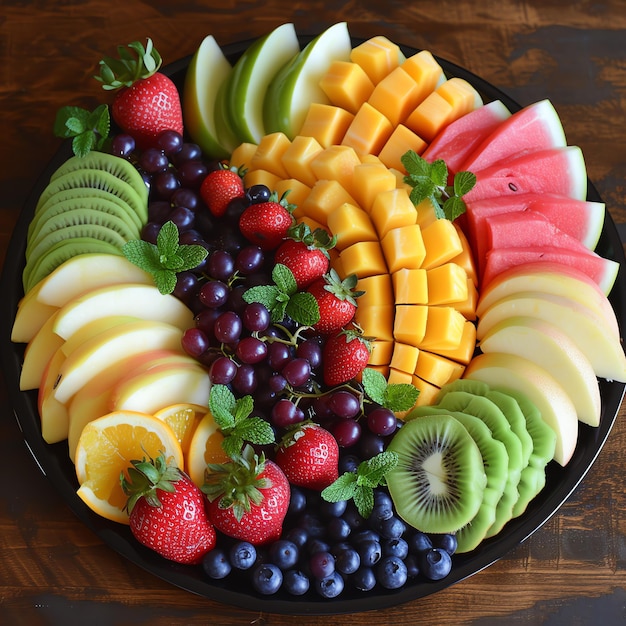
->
[242,285,281,312]
[362,368,419,412]
[361,369,388,405]
[286,292,320,326]
[272,263,298,294]
[156,221,181,261]
[353,485,375,519]
[454,170,477,197]
[208,384,237,430]
[320,472,358,502]
[53,104,111,157]
[356,451,398,487]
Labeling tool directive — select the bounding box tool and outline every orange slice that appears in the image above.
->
[186,411,230,488]
[74,410,184,524]
[154,403,208,459]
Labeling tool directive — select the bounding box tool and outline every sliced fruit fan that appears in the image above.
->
[4,21,626,610]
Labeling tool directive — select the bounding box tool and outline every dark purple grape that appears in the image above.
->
[268,373,287,393]
[213,311,242,343]
[199,280,229,309]
[296,339,323,370]
[328,390,361,419]
[209,356,238,385]
[110,133,136,158]
[271,398,304,428]
[332,419,361,447]
[169,205,195,230]
[170,187,199,211]
[152,169,180,199]
[359,431,385,458]
[226,285,248,315]
[172,142,203,165]
[173,270,198,302]
[281,358,311,387]
[194,306,222,337]
[208,250,235,281]
[312,394,334,420]
[267,342,292,371]
[224,197,249,222]
[141,221,161,244]
[181,327,209,358]
[178,229,203,245]
[245,184,271,204]
[367,407,398,436]
[236,336,268,364]
[156,129,183,156]
[148,200,173,224]
[178,160,208,189]
[338,454,360,474]
[242,302,270,332]
[139,147,169,173]
[232,363,257,394]
[235,245,264,274]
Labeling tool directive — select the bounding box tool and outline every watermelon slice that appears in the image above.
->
[421,99,511,174]
[482,245,619,295]
[458,99,567,173]
[463,147,588,203]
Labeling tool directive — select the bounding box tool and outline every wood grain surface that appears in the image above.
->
[1,1,625,624]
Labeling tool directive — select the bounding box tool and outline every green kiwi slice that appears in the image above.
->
[23,237,124,293]
[386,413,487,534]
[49,152,148,205]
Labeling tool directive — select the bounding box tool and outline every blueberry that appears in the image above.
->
[408,530,433,554]
[306,538,331,556]
[309,550,335,580]
[377,515,406,539]
[251,563,283,594]
[327,517,352,541]
[319,498,348,518]
[229,541,257,570]
[373,489,393,508]
[283,569,310,596]
[352,529,381,545]
[283,526,308,549]
[377,555,408,590]
[315,571,345,598]
[351,567,376,591]
[246,184,271,205]
[298,512,325,538]
[357,539,382,567]
[382,537,409,559]
[369,501,394,525]
[338,453,361,474]
[269,540,299,570]
[287,487,307,517]
[335,547,361,575]
[433,533,458,556]
[419,547,453,581]
[202,549,232,579]
[342,502,367,530]
[404,553,420,578]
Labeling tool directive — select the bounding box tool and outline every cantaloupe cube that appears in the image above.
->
[299,103,354,148]
[230,142,257,170]
[410,375,441,407]
[350,36,405,84]
[281,135,323,188]
[414,198,438,228]
[355,273,394,308]
[319,60,375,114]
[449,222,477,286]
[243,168,281,190]
[368,67,424,126]
[453,278,478,321]
[378,125,428,172]
[420,218,464,269]
[405,91,454,142]
[381,224,426,273]
[426,263,469,305]
[327,203,378,251]
[276,179,311,213]
[434,319,476,364]
[310,145,361,196]
[354,305,394,341]
[360,154,384,166]
[340,241,388,278]
[341,103,394,157]
[390,168,413,193]
[436,77,482,122]
[390,342,420,375]
[251,132,291,178]
[367,364,390,379]
[388,368,413,386]
[419,306,465,351]
[394,305,428,346]
[350,162,397,213]
[370,188,417,238]
[414,350,465,388]
[392,268,428,304]
[328,247,345,278]
[369,340,393,366]
[299,179,356,226]
[401,50,446,103]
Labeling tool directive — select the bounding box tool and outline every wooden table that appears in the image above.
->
[2,1,625,623]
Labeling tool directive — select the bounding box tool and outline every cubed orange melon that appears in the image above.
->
[243,168,281,190]
[426,263,469,305]
[388,368,413,386]
[340,241,388,278]
[368,67,424,126]
[390,342,420,375]
[310,145,361,196]
[410,375,442,407]
[391,268,428,304]
[449,222,477,286]
[436,77,482,121]
[355,273,394,308]
[350,36,404,84]
[250,132,291,178]
[378,125,428,172]
[414,350,465,387]
[230,142,257,170]
[414,198,438,228]
[369,340,394,366]
[350,162,397,213]
[341,103,394,157]
[381,224,426,273]
[299,103,354,148]
[453,278,478,321]
[419,306,465,351]
[370,188,417,238]
[433,320,476,364]
[401,50,446,101]
[420,218,464,269]
[299,179,356,226]
[319,60,375,114]
[353,305,394,341]
[275,179,311,212]
[405,91,454,142]
[393,305,428,346]
[281,135,323,187]
[327,203,378,250]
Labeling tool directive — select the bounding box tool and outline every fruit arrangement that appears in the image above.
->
[6,22,626,608]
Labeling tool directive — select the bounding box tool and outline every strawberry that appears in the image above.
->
[95,39,183,150]
[238,191,294,251]
[121,453,216,565]
[275,423,339,491]
[307,269,364,334]
[274,223,336,289]
[200,165,245,217]
[323,327,372,386]
[201,445,290,546]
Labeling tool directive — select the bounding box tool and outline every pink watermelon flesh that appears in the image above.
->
[482,245,619,295]
[458,99,567,173]
[421,99,511,175]
[462,147,588,203]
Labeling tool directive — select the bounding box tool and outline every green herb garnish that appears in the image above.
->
[53,104,111,157]
[361,368,420,412]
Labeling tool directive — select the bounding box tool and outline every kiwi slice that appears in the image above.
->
[435,391,524,538]
[33,187,144,233]
[435,378,491,401]
[23,237,124,293]
[36,169,147,223]
[27,208,137,259]
[386,413,487,534]
[49,152,148,205]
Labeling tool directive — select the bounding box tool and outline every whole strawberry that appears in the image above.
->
[274,224,336,289]
[95,39,183,150]
[239,191,294,250]
[323,327,372,386]
[308,269,364,334]
[200,165,245,217]
[201,445,290,546]
[121,453,216,565]
[275,423,339,491]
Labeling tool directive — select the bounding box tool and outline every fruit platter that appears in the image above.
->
[1,22,626,614]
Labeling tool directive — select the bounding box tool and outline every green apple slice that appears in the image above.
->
[223,22,300,144]
[263,21,352,139]
[183,34,234,159]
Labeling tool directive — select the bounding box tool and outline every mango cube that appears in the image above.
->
[453,278,478,321]
[381,224,426,273]
[434,320,476,364]
[251,132,291,178]
[368,67,424,126]
[327,203,378,250]
[450,222,478,286]
[230,142,257,170]
[420,218,464,269]
[436,77,482,121]
[341,103,394,157]
[401,50,446,101]
[378,124,428,172]
[414,350,465,387]
[393,305,428,346]
[419,306,465,351]
[243,168,280,191]
[405,91,454,142]
[311,145,361,196]
[426,263,469,305]
[350,35,405,84]
[355,273,394,308]
[392,267,428,304]
[369,340,394,366]
[299,103,354,148]
[340,241,388,278]
[275,179,311,214]
[370,188,417,238]
[319,60,375,114]
[390,342,420,375]
[410,375,442,407]
[350,163,397,214]
[281,135,323,187]
[414,198,439,228]
[388,368,413,386]
[300,179,356,226]
[354,305,394,341]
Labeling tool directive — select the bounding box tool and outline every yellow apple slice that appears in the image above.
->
[464,352,578,466]
[52,283,194,340]
[11,281,58,343]
[20,311,64,390]
[38,349,70,444]
[476,291,626,382]
[53,320,185,404]
[478,316,601,426]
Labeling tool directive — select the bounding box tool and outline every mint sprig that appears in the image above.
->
[208,384,275,458]
[401,150,476,221]
[122,221,208,294]
[53,104,111,157]
[361,368,420,412]
[242,263,320,326]
[321,451,399,518]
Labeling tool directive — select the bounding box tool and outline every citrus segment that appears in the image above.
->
[186,411,230,487]
[154,403,209,456]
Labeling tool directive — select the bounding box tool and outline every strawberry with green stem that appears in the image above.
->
[200,164,245,217]
[239,191,295,251]
[323,326,372,386]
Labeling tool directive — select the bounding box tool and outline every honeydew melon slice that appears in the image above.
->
[222,23,300,144]
[263,21,352,139]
